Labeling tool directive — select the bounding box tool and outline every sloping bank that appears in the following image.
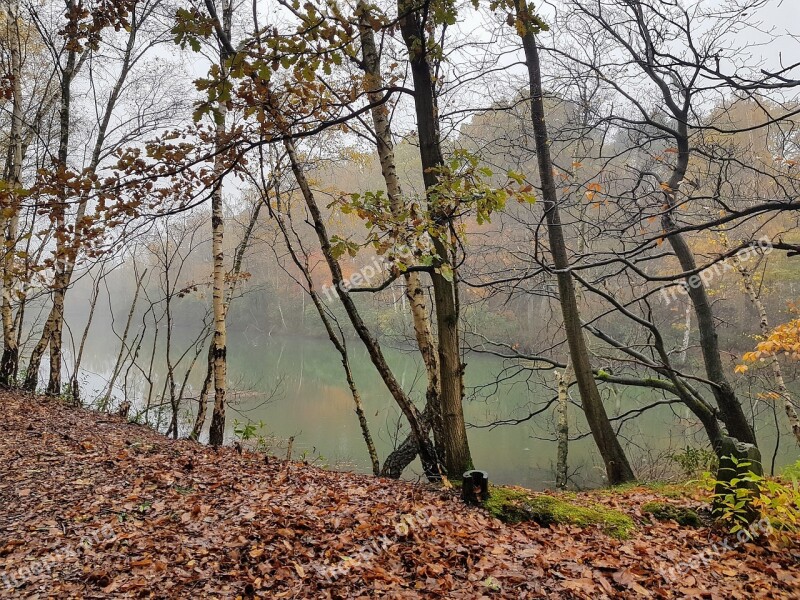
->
[1,392,798,598]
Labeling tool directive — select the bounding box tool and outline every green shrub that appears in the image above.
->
[671,446,718,478]
[703,458,800,539]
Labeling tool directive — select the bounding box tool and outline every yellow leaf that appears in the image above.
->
[293,562,306,578]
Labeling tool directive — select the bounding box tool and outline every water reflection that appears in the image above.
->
[73,329,796,489]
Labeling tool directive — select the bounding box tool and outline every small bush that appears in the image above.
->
[671,446,718,478]
[703,458,800,539]
[782,459,800,482]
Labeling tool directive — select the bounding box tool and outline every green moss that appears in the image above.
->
[641,501,701,526]
[601,481,698,499]
[484,486,635,539]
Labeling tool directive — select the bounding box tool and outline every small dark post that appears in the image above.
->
[462,470,489,505]
[116,401,131,419]
[713,436,763,523]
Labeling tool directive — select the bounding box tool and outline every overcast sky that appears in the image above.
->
[743,0,799,71]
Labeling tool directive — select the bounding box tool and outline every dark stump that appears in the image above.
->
[462,470,489,505]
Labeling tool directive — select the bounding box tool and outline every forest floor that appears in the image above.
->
[1,391,799,599]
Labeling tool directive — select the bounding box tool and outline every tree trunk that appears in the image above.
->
[100,267,146,410]
[555,365,571,489]
[398,0,472,477]
[661,187,756,444]
[43,27,80,396]
[70,266,104,404]
[194,183,262,441]
[0,0,24,387]
[677,306,691,365]
[284,138,440,479]
[735,257,800,445]
[191,341,214,441]
[357,3,443,465]
[208,0,233,448]
[271,187,381,475]
[28,7,138,393]
[515,5,635,484]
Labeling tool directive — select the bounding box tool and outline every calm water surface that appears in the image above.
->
[75,330,797,489]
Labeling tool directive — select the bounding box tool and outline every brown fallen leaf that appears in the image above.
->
[130,557,152,567]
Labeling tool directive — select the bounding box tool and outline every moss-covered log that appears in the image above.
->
[483,486,635,539]
[641,501,701,527]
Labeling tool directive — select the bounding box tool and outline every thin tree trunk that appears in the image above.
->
[193,186,263,441]
[144,319,159,426]
[100,267,146,411]
[617,0,757,449]
[555,365,571,489]
[191,339,215,441]
[0,0,24,387]
[29,8,139,394]
[284,138,439,479]
[271,181,381,475]
[357,4,443,472]
[207,142,228,446]
[661,197,756,444]
[208,0,233,448]
[735,257,800,445]
[70,266,104,404]
[43,28,79,396]
[677,306,691,365]
[515,5,635,484]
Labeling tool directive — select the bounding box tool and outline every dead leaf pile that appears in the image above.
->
[1,392,798,598]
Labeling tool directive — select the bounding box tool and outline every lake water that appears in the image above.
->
[73,329,798,489]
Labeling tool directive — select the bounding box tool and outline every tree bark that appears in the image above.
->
[208,0,233,447]
[284,138,440,479]
[0,0,24,387]
[515,5,635,484]
[194,183,261,441]
[397,0,472,477]
[270,181,381,475]
[660,142,756,446]
[555,365,571,489]
[43,19,80,396]
[357,3,443,470]
[100,267,146,410]
[70,266,104,404]
[27,7,138,393]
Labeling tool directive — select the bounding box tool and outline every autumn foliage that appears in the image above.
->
[743,319,800,365]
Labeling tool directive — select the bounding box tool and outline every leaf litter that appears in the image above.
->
[1,392,798,598]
